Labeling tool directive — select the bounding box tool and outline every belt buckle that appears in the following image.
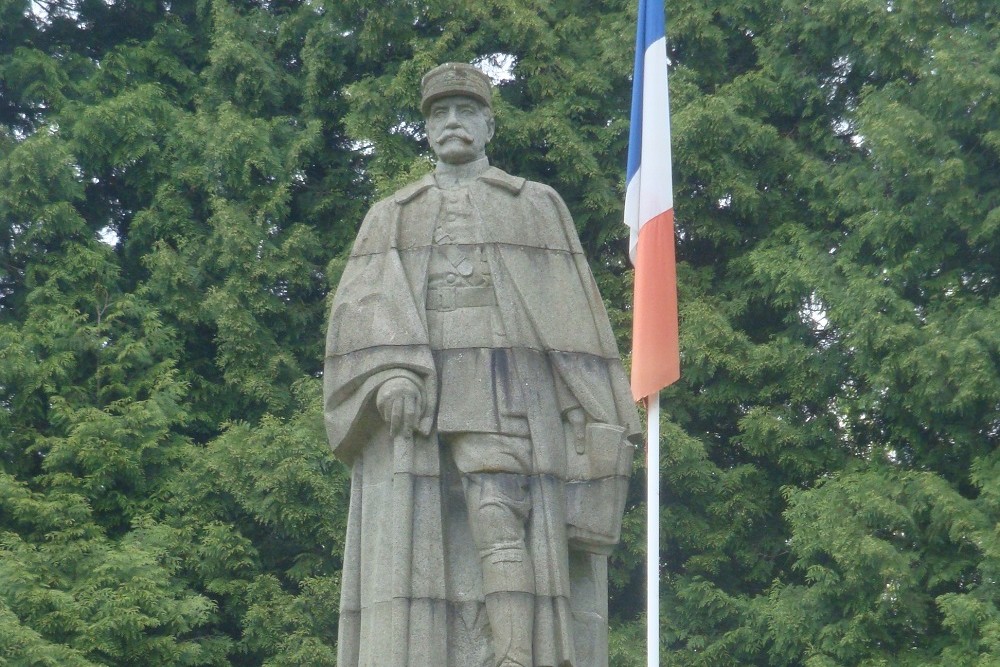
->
[435,286,456,312]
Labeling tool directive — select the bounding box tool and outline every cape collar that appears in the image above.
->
[393,166,526,204]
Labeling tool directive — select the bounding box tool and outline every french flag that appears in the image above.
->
[625,0,680,401]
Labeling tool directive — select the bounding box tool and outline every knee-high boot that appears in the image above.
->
[484,590,534,667]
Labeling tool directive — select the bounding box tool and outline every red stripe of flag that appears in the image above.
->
[631,209,679,400]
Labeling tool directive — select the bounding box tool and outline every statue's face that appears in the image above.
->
[425,95,495,165]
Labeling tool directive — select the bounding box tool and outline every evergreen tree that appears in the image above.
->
[657,0,1000,663]
[2,0,361,662]
[2,0,998,664]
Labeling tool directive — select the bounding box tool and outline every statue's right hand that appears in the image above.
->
[376,377,421,437]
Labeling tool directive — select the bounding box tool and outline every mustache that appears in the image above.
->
[435,130,474,144]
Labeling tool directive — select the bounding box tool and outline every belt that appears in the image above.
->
[426,285,497,312]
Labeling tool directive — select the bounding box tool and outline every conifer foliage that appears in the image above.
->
[1,0,998,665]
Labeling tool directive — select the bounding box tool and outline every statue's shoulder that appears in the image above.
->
[479,166,527,195]
[391,174,437,205]
[351,175,437,255]
[480,167,567,208]
[362,174,438,214]
[477,167,581,251]
[348,177,424,255]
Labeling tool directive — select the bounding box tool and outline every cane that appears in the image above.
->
[390,426,415,667]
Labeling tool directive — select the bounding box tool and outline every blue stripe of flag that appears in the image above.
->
[626,0,666,184]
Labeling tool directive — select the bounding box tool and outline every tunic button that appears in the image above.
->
[446,273,457,284]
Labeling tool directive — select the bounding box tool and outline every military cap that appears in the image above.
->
[420,62,493,116]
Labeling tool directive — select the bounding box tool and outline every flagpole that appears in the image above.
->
[647,390,660,667]
[628,2,676,665]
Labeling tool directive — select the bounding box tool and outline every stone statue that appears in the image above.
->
[324,62,641,667]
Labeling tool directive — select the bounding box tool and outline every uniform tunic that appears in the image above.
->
[426,183,532,474]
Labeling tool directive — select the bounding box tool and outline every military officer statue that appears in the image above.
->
[325,63,640,667]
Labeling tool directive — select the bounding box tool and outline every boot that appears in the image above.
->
[485,591,533,667]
